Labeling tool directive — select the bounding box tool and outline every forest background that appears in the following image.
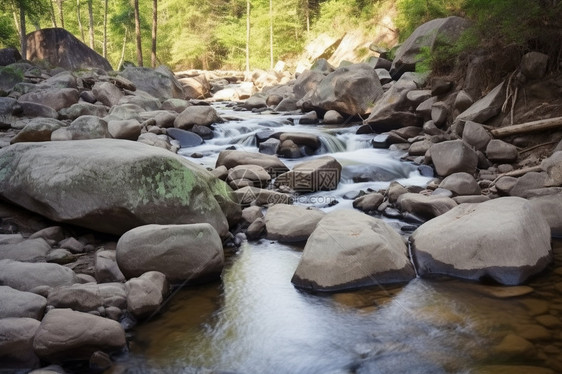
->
[0,0,560,73]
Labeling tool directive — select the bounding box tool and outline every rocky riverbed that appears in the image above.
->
[1,19,562,373]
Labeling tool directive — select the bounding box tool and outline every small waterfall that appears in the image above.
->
[317,134,346,154]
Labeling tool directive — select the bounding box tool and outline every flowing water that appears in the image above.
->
[121,106,562,374]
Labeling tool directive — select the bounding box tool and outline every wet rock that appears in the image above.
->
[59,102,108,120]
[107,119,142,140]
[0,139,235,237]
[275,156,342,192]
[397,193,457,220]
[33,309,126,362]
[116,223,224,283]
[119,66,185,100]
[125,271,168,320]
[439,172,481,196]
[95,250,125,283]
[47,283,127,313]
[520,52,549,80]
[390,16,470,77]
[411,197,552,285]
[388,182,409,203]
[227,164,272,189]
[299,110,319,124]
[278,139,302,158]
[191,124,213,140]
[462,121,491,151]
[259,138,281,155]
[494,334,536,358]
[174,105,222,130]
[243,95,267,110]
[216,150,289,176]
[305,64,383,116]
[529,193,562,236]
[323,110,344,124]
[26,28,111,70]
[0,286,46,319]
[0,317,40,370]
[52,115,111,140]
[430,140,478,176]
[292,209,415,292]
[486,139,518,163]
[279,132,321,150]
[265,204,324,242]
[232,187,292,206]
[0,260,78,292]
[0,237,51,262]
[166,128,204,147]
[353,193,384,213]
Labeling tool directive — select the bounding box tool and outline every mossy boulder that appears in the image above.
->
[0,139,238,237]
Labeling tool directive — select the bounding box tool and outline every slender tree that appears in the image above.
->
[87,0,94,49]
[269,0,273,69]
[49,0,57,27]
[245,0,250,71]
[134,0,143,66]
[56,0,64,28]
[151,0,157,67]
[76,0,85,41]
[18,1,26,59]
[103,0,108,57]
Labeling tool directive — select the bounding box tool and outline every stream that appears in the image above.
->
[121,105,562,374]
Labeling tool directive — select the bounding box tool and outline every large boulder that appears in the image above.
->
[51,115,111,140]
[529,193,562,236]
[411,197,552,285]
[292,210,415,292]
[0,139,237,237]
[265,204,324,242]
[293,70,325,99]
[0,286,46,320]
[125,271,168,319]
[0,318,41,370]
[396,193,457,220]
[46,283,127,314]
[18,88,79,111]
[174,105,222,129]
[0,260,79,292]
[430,140,478,176]
[390,16,470,77]
[116,223,224,283]
[216,150,289,177]
[33,309,126,362]
[10,118,67,144]
[304,64,383,116]
[119,66,186,100]
[26,28,112,71]
[275,156,342,192]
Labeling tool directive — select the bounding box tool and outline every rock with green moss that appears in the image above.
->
[0,139,238,237]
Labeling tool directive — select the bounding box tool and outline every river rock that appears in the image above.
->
[397,193,457,219]
[305,64,383,116]
[47,282,127,314]
[486,139,518,163]
[509,172,547,197]
[33,308,126,362]
[216,149,289,176]
[275,156,342,192]
[92,82,124,107]
[19,101,59,119]
[455,81,505,124]
[0,260,78,292]
[59,102,108,120]
[278,132,321,150]
[529,193,562,236]
[353,192,384,213]
[390,16,470,77]
[259,138,281,155]
[10,118,66,144]
[520,52,549,80]
[0,237,51,262]
[166,127,204,147]
[241,206,263,225]
[0,139,235,237]
[95,250,125,283]
[107,119,142,140]
[411,197,552,285]
[26,28,112,71]
[174,105,222,129]
[0,47,22,66]
[52,115,111,141]
[0,286,46,319]
[227,164,272,189]
[116,223,224,283]
[120,94,161,112]
[293,70,325,99]
[0,318,40,370]
[292,210,415,292]
[323,110,344,124]
[232,186,292,206]
[265,204,324,242]
[541,151,562,186]
[439,172,481,196]
[119,66,185,100]
[179,75,211,99]
[125,271,168,319]
[18,88,79,112]
[462,121,491,151]
[106,103,143,122]
[430,140,478,176]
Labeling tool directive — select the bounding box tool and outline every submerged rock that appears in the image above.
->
[0,139,237,237]
[411,197,552,285]
[292,209,415,292]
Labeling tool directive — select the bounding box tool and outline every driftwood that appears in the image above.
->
[490,116,562,138]
[490,165,543,185]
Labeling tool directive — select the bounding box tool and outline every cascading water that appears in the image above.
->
[124,105,562,374]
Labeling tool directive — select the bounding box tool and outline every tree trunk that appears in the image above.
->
[103,0,108,58]
[151,0,157,68]
[50,0,57,27]
[269,0,273,70]
[245,0,250,72]
[134,0,143,66]
[490,117,562,138]
[57,0,64,28]
[19,4,26,60]
[77,0,85,42]
[87,0,94,49]
[118,27,128,71]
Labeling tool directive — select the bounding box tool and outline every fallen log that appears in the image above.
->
[490,116,562,138]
